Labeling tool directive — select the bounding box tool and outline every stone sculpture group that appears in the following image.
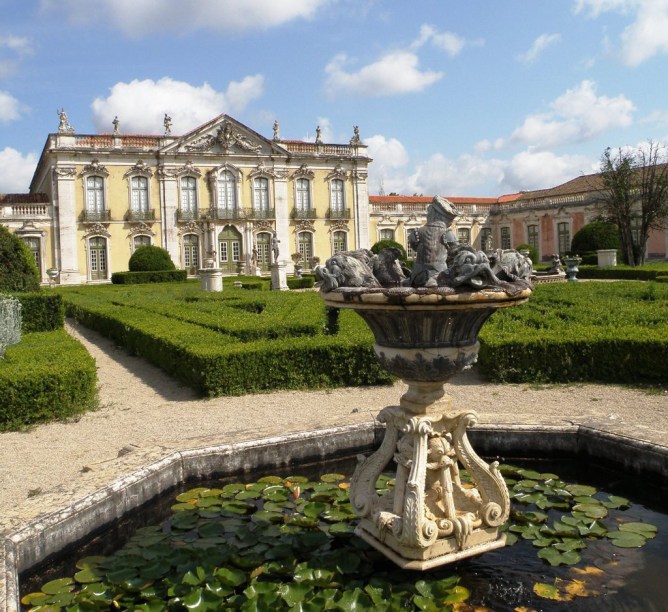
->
[315,196,533,294]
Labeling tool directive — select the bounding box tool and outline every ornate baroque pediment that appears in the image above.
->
[254,220,274,232]
[80,159,109,177]
[159,161,202,178]
[249,160,284,179]
[54,166,76,178]
[177,221,202,236]
[82,223,111,239]
[128,223,156,238]
[326,164,348,181]
[186,119,262,154]
[329,220,349,231]
[294,220,316,232]
[291,163,315,180]
[124,159,153,179]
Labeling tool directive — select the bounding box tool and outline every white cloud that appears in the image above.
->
[0,148,37,192]
[510,80,634,148]
[574,0,668,65]
[0,90,25,122]
[39,0,329,37]
[619,0,668,65]
[324,51,442,97]
[518,33,562,64]
[642,110,668,127]
[501,149,599,192]
[365,134,410,193]
[412,25,471,57]
[90,76,264,133]
[0,35,33,78]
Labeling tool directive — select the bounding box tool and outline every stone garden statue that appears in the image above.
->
[271,232,280,263]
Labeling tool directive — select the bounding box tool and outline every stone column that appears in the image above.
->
[273,170,292,271]
[158,169,180,264]
[53,166,81,285]
[352,166,370,250]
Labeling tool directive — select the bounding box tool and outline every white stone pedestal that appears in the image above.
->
[271,262,288,291]
[199,268,223,292]
[597,249,617,267]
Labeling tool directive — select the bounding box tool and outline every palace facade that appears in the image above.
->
[2,112,667,284]
[2,113,371,284]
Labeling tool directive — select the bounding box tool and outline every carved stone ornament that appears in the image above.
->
[174,161,201,177]
[294,219,316,232]
[249,160,281,179]
[186,120,262,153]
[123,160,153,179]
[54,166,76,178]
[352,169,368,181]
[16,222,46,237]
[128,223,155,238]
[254,219,274,233]
[326,164,348,181]
[82,223,111,239]
[80,159,109,177]
[177,221,202,236]
[291,163,315,179]
[329,219,349,231]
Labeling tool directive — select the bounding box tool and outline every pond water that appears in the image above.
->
[20,457,668,611]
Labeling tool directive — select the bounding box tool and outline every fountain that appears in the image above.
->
[315,196,533,569]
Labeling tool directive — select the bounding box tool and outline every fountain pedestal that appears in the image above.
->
[321,287,531,569]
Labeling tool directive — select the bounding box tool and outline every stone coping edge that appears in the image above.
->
[2,421,667,612]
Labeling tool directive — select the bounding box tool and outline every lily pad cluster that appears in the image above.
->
[22,466,658,611]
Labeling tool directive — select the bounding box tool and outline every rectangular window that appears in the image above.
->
[557,222,570,254]
[220,242,228,263]
[406,230,416,259]
[631,217,642,245]
[501,227,511,250]
[527,225,539,251]
[457,228,471,244]
[86,176,105,213]
[131,176,148,212]
[480,228,492,251]
[232,241,240,261]
[181,177,197,213]
[379,229,394,242]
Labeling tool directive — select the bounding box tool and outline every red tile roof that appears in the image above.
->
[0,193,49,204]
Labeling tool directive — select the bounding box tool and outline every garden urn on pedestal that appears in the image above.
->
[316,196,533,570]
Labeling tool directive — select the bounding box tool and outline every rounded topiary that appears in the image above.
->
[128,245,176,272]
[370,239,408,262]
[515,243,538,264]
[0,225,40,292]
[571,221,620,254]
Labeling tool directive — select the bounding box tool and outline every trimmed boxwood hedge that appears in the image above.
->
[576,265,668,281]
[0,330,97,431]
[16,291,64,332]
[62,284,392,396]
[111,270,188,284]
[479,281,668,384]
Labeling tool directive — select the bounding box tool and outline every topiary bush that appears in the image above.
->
[370,239,408,262]
[128,245,176,272]
[0,225,40,292]
[571,221,620,254]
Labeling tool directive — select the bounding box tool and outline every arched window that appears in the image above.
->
[255,232,272,270]
[22,237,41,275]
[131,176,149,213]
[254,177,269,213]
[133,235,151,251]
[480,227,492,251]
[183,234,199,275]
[333,231,347,254]
[180,177,197,217]
[329,179,344,217]
[88,236,108,281]
[296,178,311,212]
[298,232,313,262]
[457,228,471,245]
[218,170,237,211]
[86,176,105,214]
[379,229,394,242]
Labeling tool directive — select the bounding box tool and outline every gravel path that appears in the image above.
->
[0,319,666,531]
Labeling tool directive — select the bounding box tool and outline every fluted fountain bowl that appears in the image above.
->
[321,286,531,412]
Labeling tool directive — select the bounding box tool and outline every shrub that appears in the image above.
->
[112,270,187,284]
[128,245,176,272]
[0,330,97,431]
[287,276,315,290]
[370,239,408,262]
[0,224,40,292]
[576,265,668,281]
[515,243,538,264]
[18,292,64,331]
[571,221,620,254]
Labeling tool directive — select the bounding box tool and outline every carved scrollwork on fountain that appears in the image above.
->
[316,196,532,569]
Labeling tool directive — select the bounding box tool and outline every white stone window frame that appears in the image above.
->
[83,228,112,283]
[328,177,345,214]
[181,232,201,273]
[80,161,110,217]
[500,225,512,250]
[297,230,315,261]
[248,166,276,215]
[403,216,422,260]
[553,208,573,255]
[211,163,243,212]
[123,161,154,215]
[294,177,313,212]
[478,226,493,251]
[15,227,47,282]
[178,175,200,217]
[523,213,541,260]
[330,227,349,255]
[132,234,152,252]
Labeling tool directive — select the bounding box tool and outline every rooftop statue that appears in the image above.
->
[315,196,532,295]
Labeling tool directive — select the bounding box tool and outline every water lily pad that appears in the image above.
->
[258,475,283,484]
[41,577,75,595]
[216,566,247,587]
[533,582,564,601]
[618,522,657,537]
[572,503,608,519]
[74,567,102,583]
[602,495,631,509]
[538,547,581,566]
[221,483,245,497]
[565,484,597,496]
[321,473,346,483]
[252,510,284,523]
[442,584,470,604]
[607,530,647,548]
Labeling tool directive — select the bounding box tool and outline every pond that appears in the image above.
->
[20,457,667,611]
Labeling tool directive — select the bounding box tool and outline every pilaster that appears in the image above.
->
[53,166,81,285]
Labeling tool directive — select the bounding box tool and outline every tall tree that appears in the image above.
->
[596,142,668,266]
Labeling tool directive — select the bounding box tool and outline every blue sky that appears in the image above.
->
[1,0,667,196]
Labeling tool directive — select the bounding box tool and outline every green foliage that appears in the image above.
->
[287,276,315,290]
[16,291,64,332]
[128,245,176,272]
[111,270,187,284]
[0,224,40,292]
[27,464,656,610]
[576,264,668,281]
[570,221,620,254]
[0,330,97,431]
[479,282,668,384]
[60,283,392,397]
[515,243,538,264]
[370,239,408,262]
